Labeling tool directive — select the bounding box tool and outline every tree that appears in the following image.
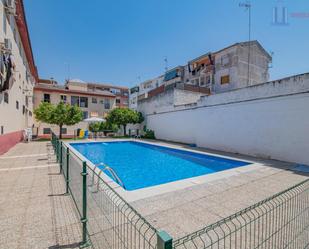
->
[89,122,101,138]
[137,111,145,124]
[99,121,119,132]
[34,102,83,139]
[106,108,143,136]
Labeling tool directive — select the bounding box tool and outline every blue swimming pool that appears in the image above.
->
[70,141,250,191]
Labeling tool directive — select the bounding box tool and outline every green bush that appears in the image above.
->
[89,122,101,133]
[106,108,143,136]
[100,121,119,132]
[143,129,155,139]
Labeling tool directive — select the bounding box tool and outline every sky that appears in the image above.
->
[24,0,309,87]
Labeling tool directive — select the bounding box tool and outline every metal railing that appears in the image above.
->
[51,132,170,249]
[173,179,309,249]
[94,162,126,190]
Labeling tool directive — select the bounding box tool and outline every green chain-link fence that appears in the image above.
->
[52,132,162,249]
[173,179,309,249]
[51,132,309,249]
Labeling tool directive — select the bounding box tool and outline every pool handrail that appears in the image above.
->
[93,162,126,190]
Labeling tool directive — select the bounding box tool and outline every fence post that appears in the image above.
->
[157,230,173,249]
[57,140,60,162]
[59,141,63,173]
[80,161,90,248]
[56,139,57,158]
[65,147,70,194]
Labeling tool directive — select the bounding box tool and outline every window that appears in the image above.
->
[104,99,111,109]
[116,99,121,104]
[29,111,32,117]
[4,92,9,103]
[3,11,6,34]
[221,75,230,85]
[206,75,211,84]
[25,95,29,107]
[72,96,88,108]
[200,76,205,86]
[18,41,22,56]
[83,111,88,119]
[16,101,19,109]
[71,96,79,106]
[190,78,199,86]
[13,28,16,41]
[60,95,67,103]
[80,97,88,108]
[22,105,26,115]
[130,86,139,94]
[61,128,67,134]
[43,128,51,134]
[221,55,230,67]
[1,126,3,135]
[92,98,97,104]
[110,88,121,94]
[99,100,104,104]
[43,93,50,103]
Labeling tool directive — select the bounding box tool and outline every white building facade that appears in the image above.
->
[213,41,271,93]
[33,79,128,138]
[129,75,164,110]
[0,0,38,154]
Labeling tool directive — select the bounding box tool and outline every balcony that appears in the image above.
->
[138,93,148,101]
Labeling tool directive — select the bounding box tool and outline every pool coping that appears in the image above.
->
[65,139,267,202]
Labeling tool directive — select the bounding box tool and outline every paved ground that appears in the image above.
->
[0,142,82,249]
[129,141,309,239]
[0,140,308,249]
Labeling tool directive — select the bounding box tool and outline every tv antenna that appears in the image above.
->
[269,51,274,69]
[239,1,252,86]
[64,62,71,82]
[164,56,168,72]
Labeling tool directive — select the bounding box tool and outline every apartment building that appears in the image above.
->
[0,0,38,154]
[185,53,215,88]
[129,75,164,110]
[84,80,129,108]
[130,40,272,112]
[33,79,129,137]
[213,41,271,93]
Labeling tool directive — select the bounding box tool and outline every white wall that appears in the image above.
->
[0,1,35,135]
[146,74,309,165]
[138,88,204,115]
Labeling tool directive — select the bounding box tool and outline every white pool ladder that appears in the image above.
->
[91,162,126,191]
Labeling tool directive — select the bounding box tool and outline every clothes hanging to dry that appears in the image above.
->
[0,54,6,91]
[0,54,14,92]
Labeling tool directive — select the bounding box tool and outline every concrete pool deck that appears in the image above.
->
[67,139,266,202]
[0,139,308,248]
[0,142,82,249]
[128,140,309,238]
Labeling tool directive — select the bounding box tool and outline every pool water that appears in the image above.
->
[71,141,250,191]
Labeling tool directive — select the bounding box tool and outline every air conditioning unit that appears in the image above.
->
[4,0,16,16]
[3,38,13,53]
